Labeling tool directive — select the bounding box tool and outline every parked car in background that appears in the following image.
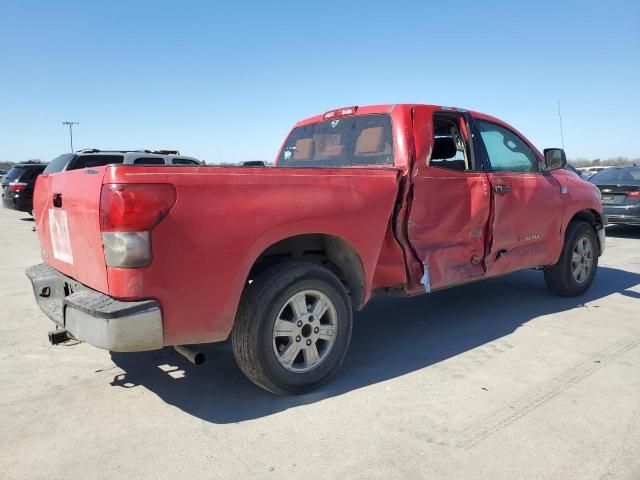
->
[26,104,605,395]
[589,165,640,225]
[565,163,586,178]
[43,150,202,174]
[1,164,47,214]
[584,166,613,177]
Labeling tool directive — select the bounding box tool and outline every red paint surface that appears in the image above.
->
[408,166,491,289]
[484,172,564,275]
[34,169,109,292]
[33,104,604,346]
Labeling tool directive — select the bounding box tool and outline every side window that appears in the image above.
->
[476,120,539,173]
[43,154,74,174]
[133,157,166,165]
[430,115,474,171]
[173,158,200,165]
[22,167,45,181]
[69,155,124,170]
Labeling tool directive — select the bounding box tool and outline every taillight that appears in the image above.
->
[100,184,176,232]
[100,184,176,268]
[8,182,27,192]
[626,191,640,198]
[102,231,151,268]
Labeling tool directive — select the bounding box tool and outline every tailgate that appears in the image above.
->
[34,167,109,292]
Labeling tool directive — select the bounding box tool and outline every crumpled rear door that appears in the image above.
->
[407,106,492,291]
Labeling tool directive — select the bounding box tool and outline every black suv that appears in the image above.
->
[1,164,47,214]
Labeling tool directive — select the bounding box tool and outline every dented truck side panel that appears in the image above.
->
[407,106,492,291]
[483,171,565,276]
[408,167,492,290]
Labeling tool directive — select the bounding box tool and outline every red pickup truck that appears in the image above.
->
[26,104,605,394]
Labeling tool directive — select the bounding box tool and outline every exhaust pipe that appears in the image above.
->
[174,345,206,365]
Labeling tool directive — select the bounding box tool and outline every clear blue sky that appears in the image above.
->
[1,0,638,163]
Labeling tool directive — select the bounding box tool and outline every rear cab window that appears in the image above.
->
[277,114,394,168]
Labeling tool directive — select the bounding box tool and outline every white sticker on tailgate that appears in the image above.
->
[48,208,74,264]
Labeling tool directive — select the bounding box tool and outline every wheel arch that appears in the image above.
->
[569,209,605,229]
[246,233,367,310]
[567,208,605,255]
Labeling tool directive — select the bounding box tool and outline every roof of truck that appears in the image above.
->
[294,104,508,128]
[290,103,541,160]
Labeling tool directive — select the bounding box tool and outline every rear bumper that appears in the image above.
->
[25,263,163,351]
[2,194,32,213]
[603,205,640,225]
[2,197,16,210]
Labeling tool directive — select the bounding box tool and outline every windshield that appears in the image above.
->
[277,114,394,168]
[591,167,640,183]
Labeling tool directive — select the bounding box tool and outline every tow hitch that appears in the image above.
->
[48,328,73,345]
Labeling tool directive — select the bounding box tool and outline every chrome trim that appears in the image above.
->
[65,306,163,352]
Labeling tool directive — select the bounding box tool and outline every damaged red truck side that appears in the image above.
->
[27,104,605,394]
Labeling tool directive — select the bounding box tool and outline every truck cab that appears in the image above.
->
[276,105,605,292]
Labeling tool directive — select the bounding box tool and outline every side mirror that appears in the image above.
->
[543,148,567,170]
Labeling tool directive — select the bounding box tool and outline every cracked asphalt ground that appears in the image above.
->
[1,206,639,480]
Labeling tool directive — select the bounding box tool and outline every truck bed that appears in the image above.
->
[33,165,402,345]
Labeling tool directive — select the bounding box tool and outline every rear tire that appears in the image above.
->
[232,261,353,395]
[544,221,598,296]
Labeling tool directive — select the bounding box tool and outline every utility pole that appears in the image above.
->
[62,121,79,152]
[556,100,565,150]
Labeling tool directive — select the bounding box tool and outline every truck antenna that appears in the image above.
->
[557,100,565,150]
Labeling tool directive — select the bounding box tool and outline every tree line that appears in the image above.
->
[570,157,639,168]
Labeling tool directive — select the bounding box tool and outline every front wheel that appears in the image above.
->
[544,221,599,296]
[232,261,353,395]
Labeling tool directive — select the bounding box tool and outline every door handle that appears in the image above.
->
[53,193,63,208]
[494,185,511,194]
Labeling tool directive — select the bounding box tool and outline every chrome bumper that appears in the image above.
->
[26,263,163,352]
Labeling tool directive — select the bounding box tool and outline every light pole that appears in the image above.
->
[62,121,79,152]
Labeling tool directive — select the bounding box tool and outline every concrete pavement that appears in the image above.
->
[1,207,639,479]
